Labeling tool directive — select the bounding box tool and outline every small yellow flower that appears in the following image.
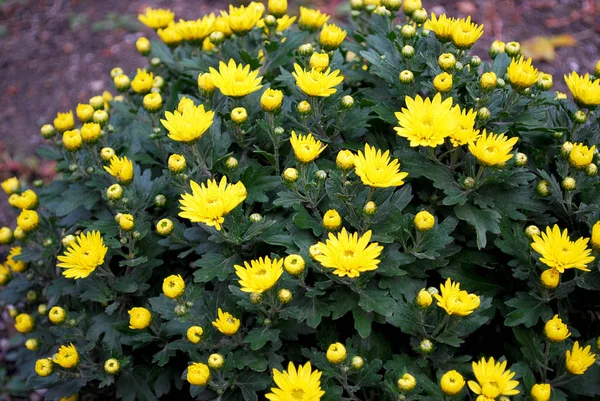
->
[6,246,26,272]
[440,370,465,395]
[415,289,433,307]
[138,7,175,29]
[544,314,571,342]
[15,313,34,333]
[480,71,497,91]
[235,256,283,294]
[292,64,344,97]
[208,353,225,369]
[104,358,120,375]
[452,16,484,49]
[354,143,409,188]
[202,37,214,52]
[179,177,247,231]
[209,59,263,98]
[434,278,480,316]
[128,307,152,329]
[168,154,186,173]
[136,36,151,55]
[157,24,182,47]
[276,15,296,32]
[319,23,346,50]
[322,209,342,231]
[162,274,185,298]
[221,2,263,36]
[467,357,520,399]
[566,341,596,375]
[326,342,347,364]
[433,72,453,92]
[336,150,355,171]
[298,7,330,31]
[309,52,329,71]
[507,56,539,91]
[283,254,305,275]
[197,72,215,94]
[289,131,327,163]
[62,129,82,152]
[104,155,134,184]
[54,111,75,133]
[1,177,20,195]
[531,225,595,273]
[54,343,79,368]
[131,69,154,94]
[17,210,39,233]
[80,123,101,144]
[569,143,595,169]
[531,383,551,401]
[265,362,325,401]
[540,268,560,289]
[425,14,456,42]
[143,92,163,112]
[57,230,108,279]
[564,72,600,107]
[49,306,67,324]
[261,88,284,112]
[76,103,94,122]
[398,373,417,392]
[186,326,204,343]
[403,0,421,15]
[187,362,211,386]
[174,14,216,43]
[25,338,39,351]
[161,103,214,143]
[35,358,54,377]
[156,218,174,236]
[212,308,240,336]
[0,227,12,245]
[268,0,288,17]
[14,189,38,210]
[468,130,519,167]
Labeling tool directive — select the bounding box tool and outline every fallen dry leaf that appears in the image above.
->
[521,34,577,61]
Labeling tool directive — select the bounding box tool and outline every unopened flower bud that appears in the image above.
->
[208,353,225,369]
[283,168,299,183]
[401,45,415,59]
[231,107,248,124]
[496,77,506,88]
[93,110,109,126]
[209,31,225,45]
[350,356,364,370]
[225,157,238,169]
[250,292,263,304]
[477,107,490,121]
[363,201,377,215]
[249,213,263,223]
[399,70,414,84]
[382,0,402,11]
[419,339,434,353]
[350,0,363,9]
[154,194,167,208]
[274,126,285,135]
[536,73,553,91]
[298,43,314,56]
[278,288,292,304]
[515,152,528,167]
[438,53,456,71]
[341,95,354,109]
[315,170,327,181]
[463,176,476,189]
[136,37,151,55]
[562,177,576,191]
[585,163,598,177]
[561,142,573,157]
[470,55,482,68]
[412,8,428,24]
[524,225,540,239]
[536,180,550,197]
[505,41,520,57]
[400,25,416,40]
[309,244,322,260]
[297,100,311,115]
[174,304,187,316]
[573,110,586,124]
[40,124,56,139]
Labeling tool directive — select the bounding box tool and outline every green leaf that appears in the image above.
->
[455,202,501,249]
[504,292,553,328]
[244,328,281,351]
[358,288,396,317]
[193,253,241,283]
[292,204,324,236]
[353,307,373,338]
[234,371,272,401]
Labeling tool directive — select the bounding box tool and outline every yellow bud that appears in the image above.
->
[119,214,135,231]
[415,289,432,307]
[397,373,416,392]
[156,218,174,236]
[208,353,225,369]
[336,150,355,171]
[136,37,151,56]
[284,254,305,275]
[323,209,342,231]
[277,288,292,304]
[231,107,248,124]
[168,154,186,173]
[326,342,347,364]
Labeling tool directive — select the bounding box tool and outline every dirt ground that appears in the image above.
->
[0,0,598,219]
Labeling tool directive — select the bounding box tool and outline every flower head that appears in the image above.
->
[261,88,284,112]
[17,210,39,233]
[129,307,152,329]
[35,358,54,377]
[54,111,75,133]
[569,143,595,169]
[508,56,539,91]
[531,383,551,401]
[544,314,571,342]
[161,103,214,143]
[315,228,383,278]
[265,362,325,401]
[425,14,456,42]
[209,59,263,97]
[450,108,479,147]
[440,370,465,395]
[54,344,79,368]
[15,313,34,333]
[276,15,296,32]
[290,131,327,163]
[433,72,453,92]
[104,155,134,184]
[178,176,247,230]
[138,7,174,29]
[531,225,595,273]
[235,256,284,293]
[468,357,520,399]
[157,24,182,47]
[163,274,185,299]
[63,129,82,151]
[131,69,154,94]
[353,144,408,188]
[452,16,484,49]
[434,278,480,316]
[57,231,107,279]
[564,72,600,107]
[6,246,26,272]
[468,130,518,167]
[187,362,211,386]
[323,209,342,231]
[326,343,347,364]
[1,177,20,195]
[212,308,240,335]
[269,0,288,17]
[221,2,264,35]
[319,23,346,50]
[394,93,458,147]
[592,221,600,249]
[80,122,101,144]
[414,210,435,231]
[187,326,204,343]
[292,64,343,97]
[298,7,330,31]
[174,14,216,42]
[566,341,596,375]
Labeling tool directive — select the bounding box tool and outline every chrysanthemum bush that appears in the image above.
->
[2,0,600,400]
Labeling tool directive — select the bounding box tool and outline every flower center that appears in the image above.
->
[481,381,501,398]
[343,249,355,257]
[256,268,267,276]
[291,388,305,400]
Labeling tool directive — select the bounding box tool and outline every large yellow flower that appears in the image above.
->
[212,308,240,336]
[319,23,346,51]
[468,357,520,399]
[104,155,134,184]
[57,231,108,279]
[564,72,600,107]
[265,362,325,401]
[298,7,330,31]
[569,142,595,169]
[160,103,214,143]
[292,64,344,97]
[507,56,539,91]
[531,225,595,273]
[235,256,284,293]
[209,59,263,97]
[566,341,597,375]
[394,93,458,147]
[353,144,408,188]
[450,108,479,147]
[221,2,264,35]
[179,176,247,230]
[315,228,383,278]
[468,130,519,166]
[425,13,456,42]
[451,16,484,49]
[138,7,175,29]
[157,23,182,47]
[434,278,480,316]
[174,15,216,43]
[53,344,79,369]
[290,131,327,163]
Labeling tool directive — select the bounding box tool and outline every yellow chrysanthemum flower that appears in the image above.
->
[1,177,20,195]
[531,225,595,273]
[315,228,383,278]
[440,370,465,396]
[13,190,38,211]
[292,64,344,97]
[131,69,154,94]
[54,111,75,133]
[6,246,26,272]
[451,16,484,49]
[208,59,263,98]
[434,278,480,316]
[157,23,182,47]
[564,72,600,107]
[265,362,325,401]
[468,357,520,399]
[178,176,247,230]
[14,313,34,333]
[569,143,595,169]
[17,209,39,233]
[319,23,346,50]
[212,308,240,335]
[268,0,288,17]
[507,56,539,91]
[276,15,296,32]
[187,362,211,386]
[353,144,408,188]
[129,307,152,329]
[468,130,518,167]
[163,274,185,299]
[425,13,456,42]
[298,7,330,31]
[174,15,216,43]
[35,358,54,377]
[289,131,327,163]
[138,7,175,29]
[221,2,264,35]
[544,314,571,342]
[57,231,108,279]
[566,341,597,375]
[235,256,284,293]
[592,221,600,249]
[53,343,79,369]
[104,155,134,184]
[160,103,214,143]
[450,108,479,147]
[394,93,458,147]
